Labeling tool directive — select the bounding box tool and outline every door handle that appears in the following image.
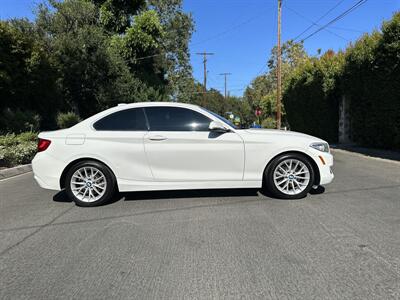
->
[148,135,168,141]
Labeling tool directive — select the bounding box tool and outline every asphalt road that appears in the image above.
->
[1,150,400,299]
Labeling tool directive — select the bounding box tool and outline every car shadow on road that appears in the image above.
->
[53,190,72,203]
[52,187,313,206]
[52,189,266,205]
[122,188,261,201]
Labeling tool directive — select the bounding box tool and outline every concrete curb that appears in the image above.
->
[0,164,32,180]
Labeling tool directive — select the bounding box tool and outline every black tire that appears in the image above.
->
[264,153,315,199]
[65,160,116,207]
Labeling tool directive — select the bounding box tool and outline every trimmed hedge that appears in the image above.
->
[283,52,343,143]
[283,12,400,149]
[341,14,400,149]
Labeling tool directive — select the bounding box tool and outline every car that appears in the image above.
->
[32,102,334,206]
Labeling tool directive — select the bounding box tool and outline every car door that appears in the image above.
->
[90,107,153,181]
[143,106,245,181]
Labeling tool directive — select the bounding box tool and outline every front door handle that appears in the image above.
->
[148,135,168,141]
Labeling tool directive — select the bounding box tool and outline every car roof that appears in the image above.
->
[116,102,201,110]
[72,101,214,131]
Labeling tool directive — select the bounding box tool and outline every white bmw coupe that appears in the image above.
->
[32,102,334,206]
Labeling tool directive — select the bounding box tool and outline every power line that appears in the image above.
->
[301,0,368,42]
[292,0,346,41]
[285,5,349,42]
[330,25,365,33]
[287,6,349,42]
[191,10,267,46]
[133,9,266,62]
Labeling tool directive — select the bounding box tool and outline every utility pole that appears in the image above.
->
[219,73,232,99]
[276,0,282,129]
[196,52,214,92]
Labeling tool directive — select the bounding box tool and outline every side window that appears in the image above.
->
[93,108,147,131]
[145,107,211,131]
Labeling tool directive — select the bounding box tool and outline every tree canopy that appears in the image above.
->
[0,0,199,132]
[243,40,308,128]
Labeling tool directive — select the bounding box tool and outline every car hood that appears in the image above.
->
[236,129,326,144]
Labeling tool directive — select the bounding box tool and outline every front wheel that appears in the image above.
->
[265,154,315,199]
[65,161,116,207]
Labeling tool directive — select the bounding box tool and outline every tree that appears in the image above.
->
[148,0,194,102]
[91,0,146,33]
[113,10,167,92]
[0,19,59,130]
[36,0,141,117]
[243,40,307,126]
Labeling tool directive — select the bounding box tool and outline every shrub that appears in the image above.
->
[0,132,37,167]
[261,117,277,129]
[56,112,81,129]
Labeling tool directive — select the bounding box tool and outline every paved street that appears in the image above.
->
[1,150,400,299]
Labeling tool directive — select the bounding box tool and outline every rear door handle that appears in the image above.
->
[148,135,168,141]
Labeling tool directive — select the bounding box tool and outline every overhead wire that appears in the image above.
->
[285,4,350,42]
[300,0,368,42]
[292,0,346,41]
[191,9,267,46]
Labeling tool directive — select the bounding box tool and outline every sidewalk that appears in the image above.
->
[331,144,400,162]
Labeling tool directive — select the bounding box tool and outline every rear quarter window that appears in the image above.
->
[93,108,147,131]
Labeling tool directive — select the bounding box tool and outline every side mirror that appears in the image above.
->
[209,121,229,133]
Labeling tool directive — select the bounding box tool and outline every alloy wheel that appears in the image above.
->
[70,166,107,202]
[273,158,310,195]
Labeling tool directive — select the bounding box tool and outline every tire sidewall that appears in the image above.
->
[265,153,315,199]
[65,161,116,207]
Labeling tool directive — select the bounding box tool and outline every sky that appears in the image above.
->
[1,0,399,96]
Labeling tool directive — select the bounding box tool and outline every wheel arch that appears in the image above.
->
[263,151,320,186]
[60,157,118,190]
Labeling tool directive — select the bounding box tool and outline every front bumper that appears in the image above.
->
[309,149,334,185]
[320,164,334,185]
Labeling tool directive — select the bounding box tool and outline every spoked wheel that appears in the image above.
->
[65,161,116,207]
[265,153,315,199]
[70,166,107,202]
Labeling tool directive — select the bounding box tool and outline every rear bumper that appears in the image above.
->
[32,152,64,191]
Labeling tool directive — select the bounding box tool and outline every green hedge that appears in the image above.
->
[0,132,37,167]
[341,14,400,149]
[283,12,400,149]
[283,52,343,143]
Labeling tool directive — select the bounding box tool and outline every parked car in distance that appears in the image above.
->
[32,102,334,206]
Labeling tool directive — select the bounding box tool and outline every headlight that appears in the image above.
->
[310,142,330,153]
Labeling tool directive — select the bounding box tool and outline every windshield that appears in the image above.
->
[202,108,238,129]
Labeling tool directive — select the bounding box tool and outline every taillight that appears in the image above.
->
[37,138,51,152]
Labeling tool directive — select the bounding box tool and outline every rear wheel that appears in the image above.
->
[265,153,315,199]
[65,161,116,207]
